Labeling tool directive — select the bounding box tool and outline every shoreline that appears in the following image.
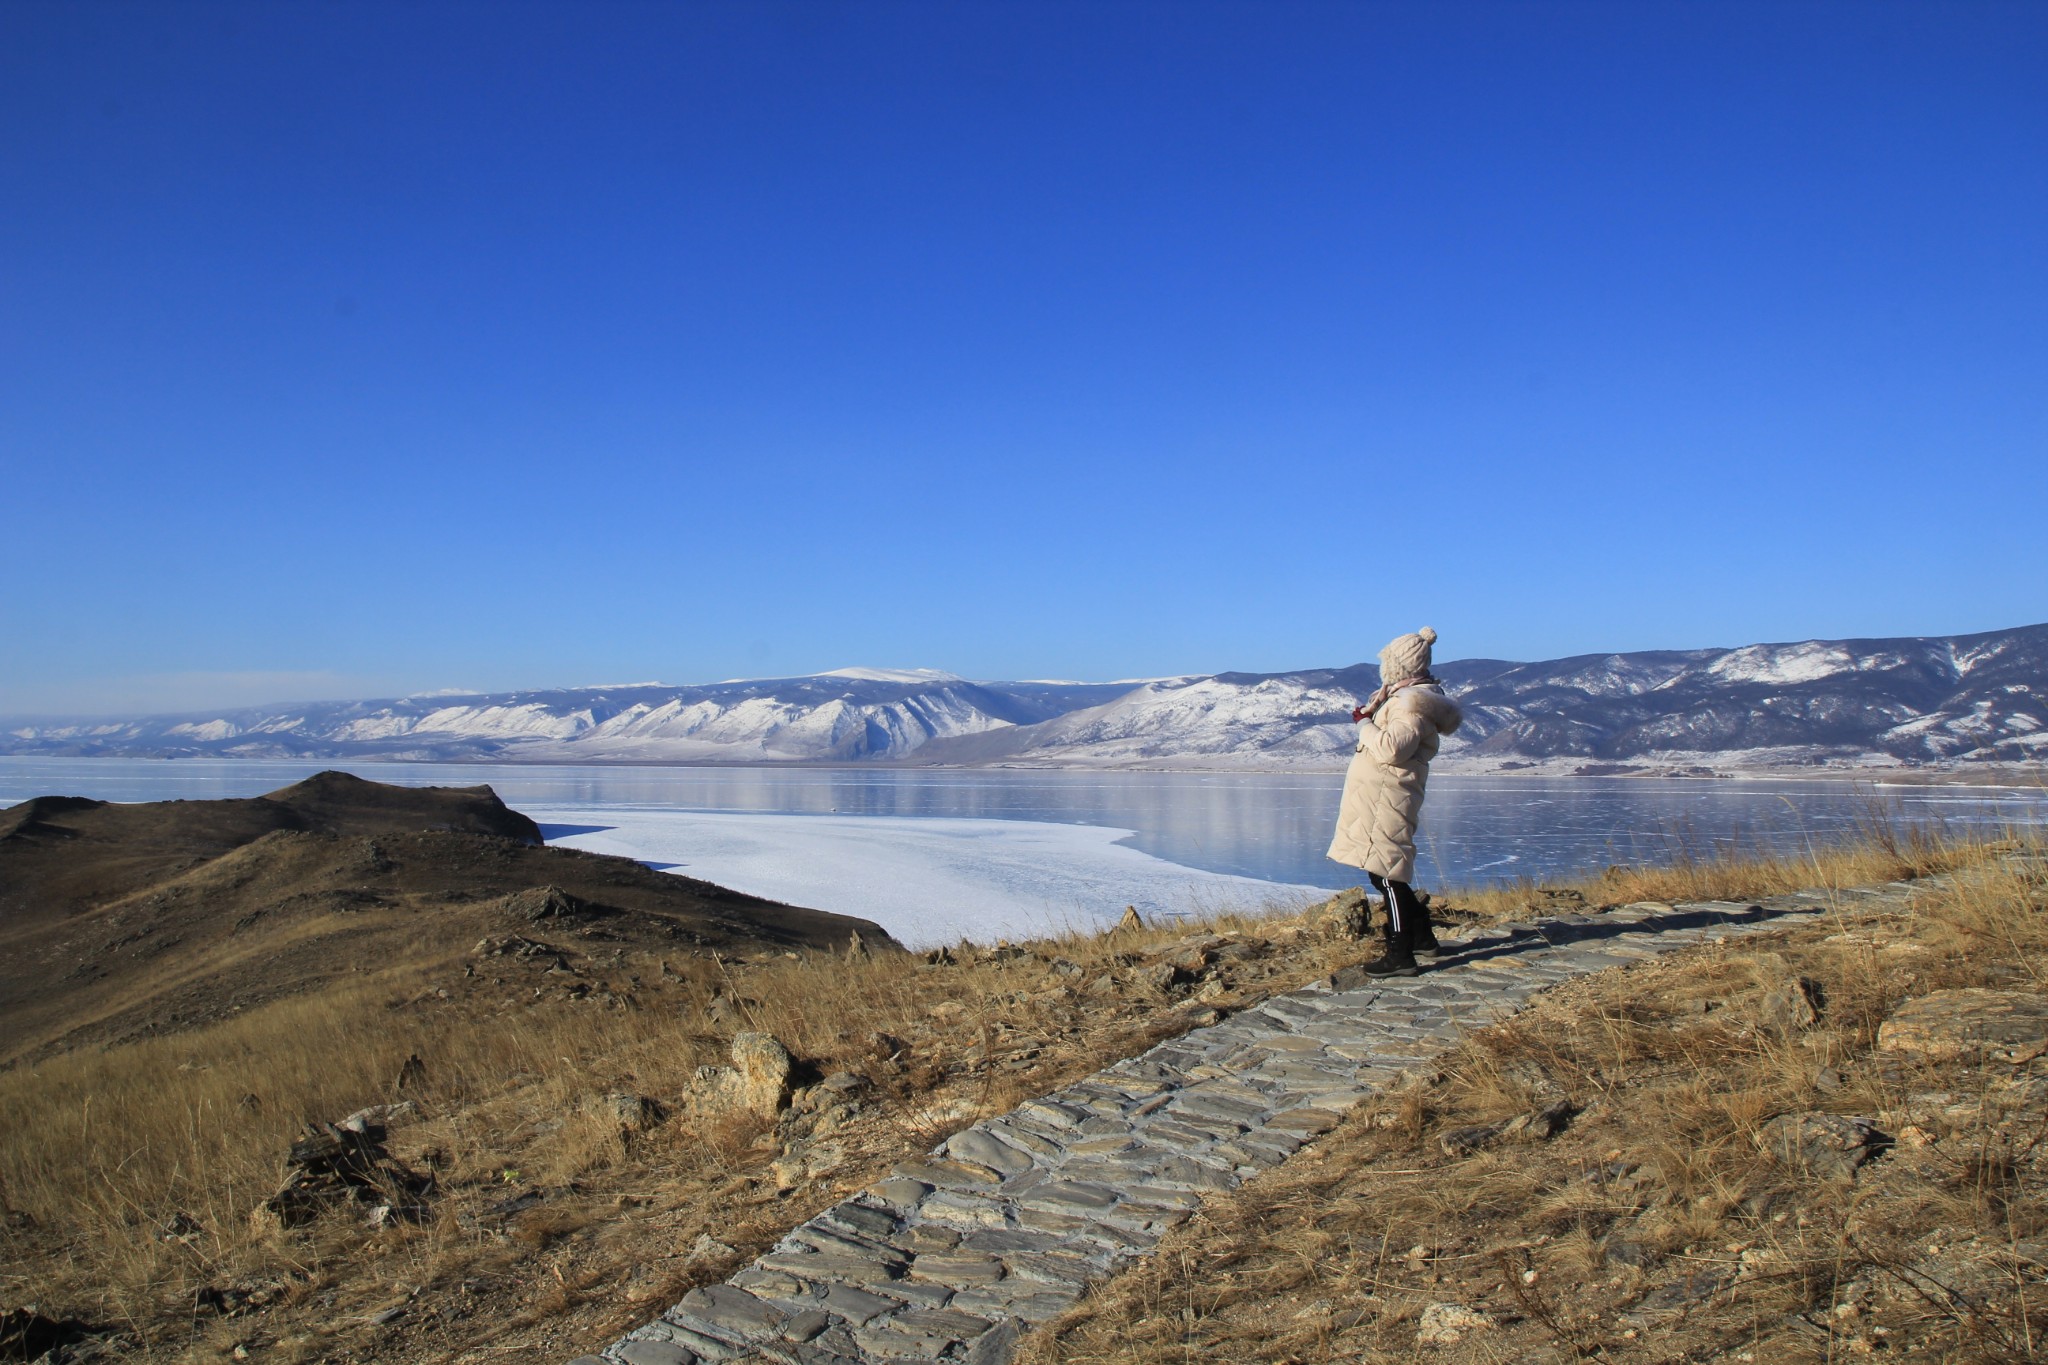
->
[2,751,2042,788]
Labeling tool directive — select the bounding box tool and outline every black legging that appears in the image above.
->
[1366,871,1422,935]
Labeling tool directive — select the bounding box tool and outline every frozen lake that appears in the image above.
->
[3,759,2041,947]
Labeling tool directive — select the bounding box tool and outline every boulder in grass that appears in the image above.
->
[503,885,594,924]
[1877,989,2048,1064]
[1316,888,1372,941]
[1761,976,1824,1033]
[1133,961,1184,996]
[689,1032,797,1117]
[260,1115,434,1228]
[1759,1112,1891,1181]
[601,1093,666,1132]
[731,1032,795,1113]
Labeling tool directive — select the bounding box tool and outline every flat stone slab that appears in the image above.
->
[574,869,1972,1365]
[1877,987,2048,1062]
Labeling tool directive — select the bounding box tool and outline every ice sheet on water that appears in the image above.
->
[522,805,1323,949]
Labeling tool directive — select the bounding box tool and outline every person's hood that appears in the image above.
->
[1393,683,1463,736]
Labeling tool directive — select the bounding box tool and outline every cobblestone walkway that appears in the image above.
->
[572,878,1934,1365]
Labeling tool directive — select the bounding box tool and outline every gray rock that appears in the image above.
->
[1623,1265,1735,1321]
[908,1252,1007,1287]
[670,1284,787,1341]
[896,1306,996,1336]
[1761,976,1823,1032]
[962,1317,1023,1364]
[507,885,589,923]
[781,1308,831,1342]
[822,1203,900,1241]
[1022,1180,1118,1212]
[1760,1112,1891,1179]
[817,1283,903,1324]
[893,1157,999,1190]
[946,1128,1035,1176]
[646,1322,742,1359]
[1133,961,1182,995]
[873,1176,933,1210]
[616,1343,698,1365]
[884,1279,960,1309]
[603,1092,666,1132]
[850,1322,954,1358]
[1604,1238,1660,1269]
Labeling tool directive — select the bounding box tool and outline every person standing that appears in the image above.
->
[1327,626,1464,977]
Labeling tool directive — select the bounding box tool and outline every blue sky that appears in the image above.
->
[3,0,2042,715]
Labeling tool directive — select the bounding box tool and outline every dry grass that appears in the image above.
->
[1022,846,2047,1364]
[0,823,2033,1362]
[0,896,1338,1362]
[1438,814,1993,924]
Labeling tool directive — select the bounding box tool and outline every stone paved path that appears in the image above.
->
[571,877,1939,1365]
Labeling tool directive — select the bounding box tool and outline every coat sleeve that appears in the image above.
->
[1356,702,1426,765]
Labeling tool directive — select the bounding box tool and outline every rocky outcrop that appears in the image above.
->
[688,1032,797,1118]
[259,1105,432,1228]
[1877,988,2048,1063]
[1758,1112,1892,1180]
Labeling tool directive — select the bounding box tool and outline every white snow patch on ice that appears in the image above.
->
[524,806,1321,949]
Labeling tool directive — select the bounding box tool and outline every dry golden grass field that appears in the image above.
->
[2,817,2040,1364]
[1025,843,2046,1365]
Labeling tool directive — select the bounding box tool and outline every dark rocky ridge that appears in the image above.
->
[0,772,898,1063]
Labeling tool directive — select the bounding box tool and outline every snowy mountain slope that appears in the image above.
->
[911,628,2047,770]
[913,667,1382,766]
[1442,625,2048,765]
[3,626,2041,768]
[0,676,1130,763]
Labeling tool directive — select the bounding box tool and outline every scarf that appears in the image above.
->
[1358,671,1439,721]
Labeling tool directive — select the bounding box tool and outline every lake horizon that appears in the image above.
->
[5,756,2042,946]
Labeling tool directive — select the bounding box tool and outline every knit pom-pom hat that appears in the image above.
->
[1378,626,1438,685]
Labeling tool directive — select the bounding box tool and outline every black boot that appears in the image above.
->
[1361,920,1419,978]
[1410,890,1441,960]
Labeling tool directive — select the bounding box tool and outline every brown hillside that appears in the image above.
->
[0,770,543,922]
[0,772,896,1064]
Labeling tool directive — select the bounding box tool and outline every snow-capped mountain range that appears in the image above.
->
[5,625,2043,771]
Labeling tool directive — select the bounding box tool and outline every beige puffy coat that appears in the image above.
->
[1326,683,1464,883]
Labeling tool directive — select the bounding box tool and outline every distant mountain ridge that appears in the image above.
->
[4,626,2043,770]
